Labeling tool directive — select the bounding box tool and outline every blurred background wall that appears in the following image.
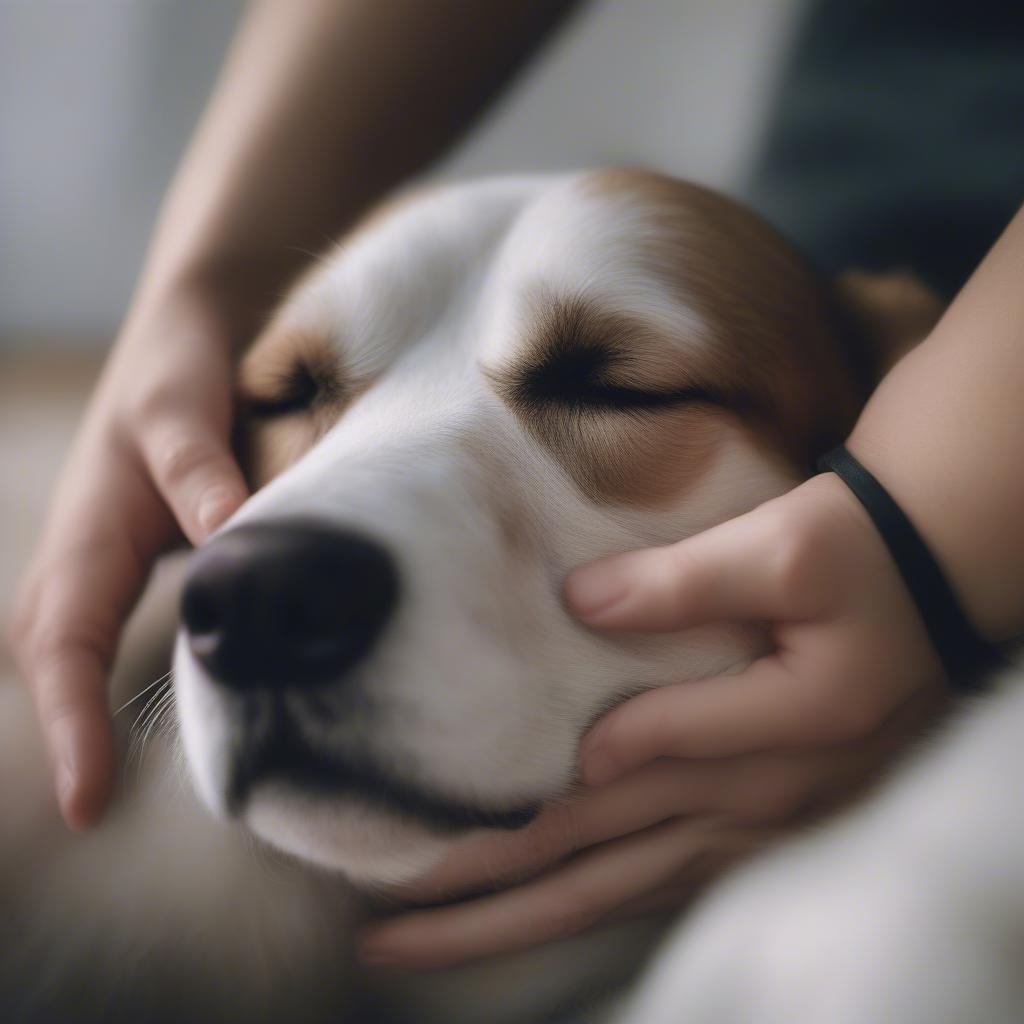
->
[0,0,799,352]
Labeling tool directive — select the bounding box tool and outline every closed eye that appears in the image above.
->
[504,342,713,412]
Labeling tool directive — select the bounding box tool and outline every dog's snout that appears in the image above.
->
[181,520,399,691]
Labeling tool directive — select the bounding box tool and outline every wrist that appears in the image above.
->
[819,444,1000,683]
[848,374,1024,644]
[127,257,283,356]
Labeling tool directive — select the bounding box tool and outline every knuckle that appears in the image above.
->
[28,637,107,727]
[151,433,216,490]
[21,591,109,681]
[128,381,177,428]
[27,619,74,672]
[768,528,815,599]
[766,511,835,609]
[10,589,54,671]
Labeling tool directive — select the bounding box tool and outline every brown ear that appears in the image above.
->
[834,270,945,379]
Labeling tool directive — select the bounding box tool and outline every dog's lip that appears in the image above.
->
[226,714,541,834]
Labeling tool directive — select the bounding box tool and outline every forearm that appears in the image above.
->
[850,204,1024,642]
[132,0,577,328]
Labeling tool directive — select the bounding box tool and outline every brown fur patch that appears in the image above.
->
[489,170,869,506]
[834,269,943,375]
[234,324,349,489]
[232,187,447,491]
[488,293,726,504]
[583,170,866,459]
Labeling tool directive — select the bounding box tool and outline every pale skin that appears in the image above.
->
[10,0,579,829]
[10,0,1024,970]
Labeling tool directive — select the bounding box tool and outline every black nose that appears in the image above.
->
[181,520,399,691]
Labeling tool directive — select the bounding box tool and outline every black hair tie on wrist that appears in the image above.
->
[817,445,1000,691]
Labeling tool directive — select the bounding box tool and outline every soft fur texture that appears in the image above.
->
[4,170,1014,1023]
[622,666,1024,1024]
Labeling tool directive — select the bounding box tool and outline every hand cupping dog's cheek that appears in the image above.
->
[568,473,947,784]
[375,470,957,971]
[356,457,948,973]
[358,816,754,970]
[389,758,787,906]
[360,737,912,969]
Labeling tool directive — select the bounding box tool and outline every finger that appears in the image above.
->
[359,817,719,970]
[564,503,803,631]
[579,652,862,782]
[611,825,782,920]
[398,743,879,903]
[17,537,147,828]
[139,420,248,545]
[32,649,116,830]
[395,761,733,903]
[391,802,581,904]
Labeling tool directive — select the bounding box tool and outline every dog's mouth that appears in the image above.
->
[225,704,541,834]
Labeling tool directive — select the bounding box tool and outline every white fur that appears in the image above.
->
[175,172,786,881]
[619,667,1024,1024]
[9,171,1016,1024]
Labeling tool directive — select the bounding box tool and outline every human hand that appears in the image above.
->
[9,287,249,829]
[358,471,947,969]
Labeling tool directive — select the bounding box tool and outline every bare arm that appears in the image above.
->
[12,0,576,828]
[850,204,1024,641]
[139,0,579,318]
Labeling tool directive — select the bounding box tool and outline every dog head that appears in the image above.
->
[173,170,936,883]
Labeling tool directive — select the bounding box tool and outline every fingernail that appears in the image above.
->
[564,558,632,620]
[196,487,239,537]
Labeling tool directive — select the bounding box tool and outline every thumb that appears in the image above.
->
[140,419,249,545]
[564,505,793,632]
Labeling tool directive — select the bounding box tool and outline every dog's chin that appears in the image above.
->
[244,784,454,885]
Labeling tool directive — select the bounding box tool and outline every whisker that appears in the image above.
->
[127,681,172,767]
[114,669,173,717]
[132,687,178,781]
[127,680,173,743]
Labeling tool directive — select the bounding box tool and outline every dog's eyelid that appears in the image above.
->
[490,345,716,413]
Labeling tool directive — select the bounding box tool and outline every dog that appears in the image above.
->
[0,169,954,1023]
[623,661,1024,1024]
